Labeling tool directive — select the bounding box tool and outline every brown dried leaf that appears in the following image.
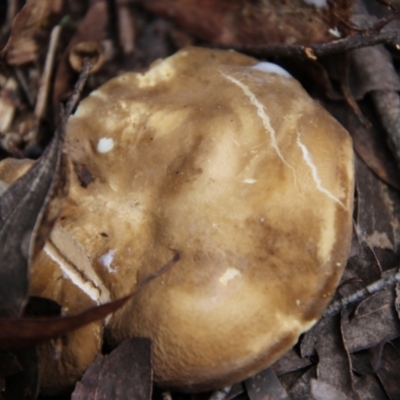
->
[341,286,400,353]
[0,113,66,318]
[245,367,289,400]
[348,46,400,100]
[141,0,355,46]
[72,338,152,400]
[53,0,109,104]
[327,101,400,192]
[0,252,178,350]
[353,373,389,400]
[354,156,400,270]
[351,112,400,192]
[272,349,312,376]
[0,347,39,400]
[350,3,400,167]
[286,366,316,399]
[311,379,351,400]
[1,0,63,65]
[315,316,358,399]
[374,342,400,400]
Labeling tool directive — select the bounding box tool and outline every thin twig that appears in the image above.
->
[323,267,400,317]
[367,11,400,32]
[62,61,92,122]
[218,30,397,59]
[35,25,62,121]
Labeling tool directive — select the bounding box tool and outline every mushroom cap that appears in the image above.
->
[33,47,353,391]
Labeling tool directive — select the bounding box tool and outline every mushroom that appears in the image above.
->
[1,47,354,393]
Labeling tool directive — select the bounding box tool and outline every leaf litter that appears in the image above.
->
[2,0,400,399]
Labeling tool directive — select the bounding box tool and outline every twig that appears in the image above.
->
[35,25,61,121]
[218,30,397,59]
[323,267,400,317]
[367,11,400,32]
[62,61,92,121]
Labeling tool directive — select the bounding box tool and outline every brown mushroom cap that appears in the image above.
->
[14,47,354,392]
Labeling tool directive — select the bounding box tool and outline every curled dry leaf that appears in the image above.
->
[53,0,109,104]
[69,41,105,74]
[1,0,63,65]
[0,252,178,350]
[140,0,355,46]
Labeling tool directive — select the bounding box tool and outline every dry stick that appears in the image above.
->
[34,25,61,121]
[219,30,397,59]
[323,267,400,317]
[62,61,93,120]
[218,11,400,59]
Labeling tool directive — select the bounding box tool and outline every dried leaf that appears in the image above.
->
[0,347,39,400]
[350,3,400,167]
[1,0,63,65]
[353,373,389,400]
[141,0,354,46]
[272,349,312,376]
[328,101,400,194]
[374,342,400,400]
[348,46,400,100]
[245,367,289,400]
[0,115,65,317]
[354,156,400,269]
[341,286,400,353]
[311,379,351,400]
[72,338,152,400]
[0,252,178,350]
[351,107,400,192]
[286,366,316,399]
[315,316,358,399]
[53,0,109,104]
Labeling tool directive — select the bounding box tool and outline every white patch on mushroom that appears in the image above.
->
[99,249,118,273]
[302,0,328,8]
[219,267,242,286]
[296,132,345,208]
[44,241,111,305]
[329,27,341,38]
[221,72,294,173]
[136,62,176,88]
[251,62,292,78]
[243,178,257,184]
[97,137,115,153]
